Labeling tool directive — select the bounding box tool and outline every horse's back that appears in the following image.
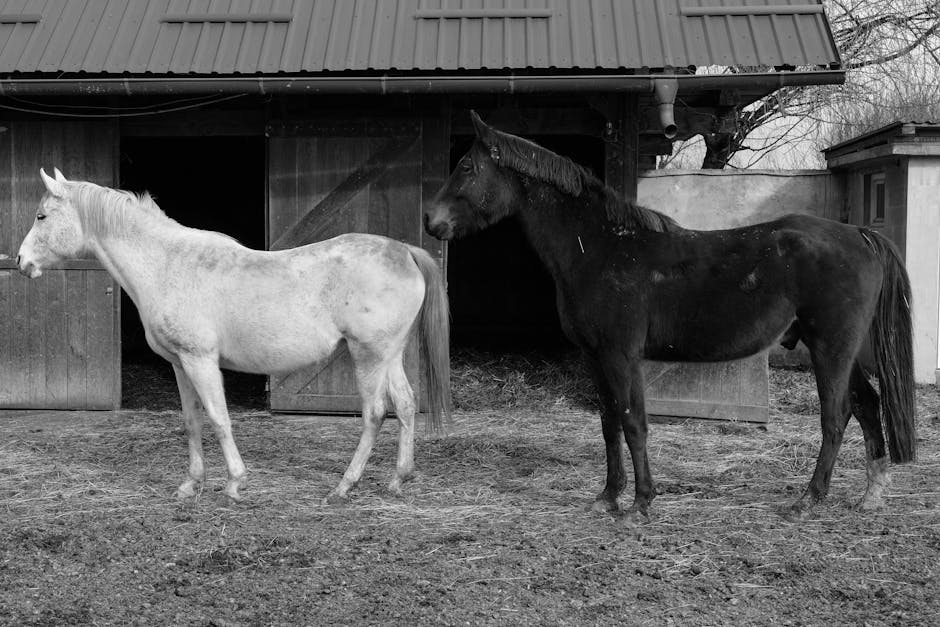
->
[618,213,884,361]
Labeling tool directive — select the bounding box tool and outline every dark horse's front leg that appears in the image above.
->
[586,352,655,521]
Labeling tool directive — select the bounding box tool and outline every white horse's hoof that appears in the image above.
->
[855,496,884,511]
[222,476,247,503]
[323,490,349,506]
[175,480,202,500]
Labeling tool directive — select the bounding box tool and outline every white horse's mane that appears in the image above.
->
[66,181,239,244]
[67,181,171,238]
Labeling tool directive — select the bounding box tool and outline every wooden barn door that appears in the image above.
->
[267,115,446,413]
[0,121,120,409]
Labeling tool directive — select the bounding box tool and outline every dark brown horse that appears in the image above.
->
[425,111,916,522]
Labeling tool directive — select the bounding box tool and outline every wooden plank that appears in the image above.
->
[0,124,12,258]
[420,104,450,261]
[84,271,115,409]
[66,270,88,408]
[26,274,46,405]
[645,398,769,423]
[0,268,11,406]
[7,272,29,405]
[603,94,640,203]
[643,354,769,423]
[0,259,105,270]
[270,134,420,250]
[270,393,364,414]
[43,270,68,408]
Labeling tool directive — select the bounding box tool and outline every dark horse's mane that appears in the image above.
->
[484,128,681,233]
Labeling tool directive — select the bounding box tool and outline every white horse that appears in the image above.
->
[17,168,451,503]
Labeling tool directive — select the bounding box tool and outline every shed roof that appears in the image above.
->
[0,0,839,75]
[824,122,940,169]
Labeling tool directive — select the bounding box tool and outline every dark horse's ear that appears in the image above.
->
[469,110,493,144]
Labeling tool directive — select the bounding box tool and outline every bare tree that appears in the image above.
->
[673,0,940,169]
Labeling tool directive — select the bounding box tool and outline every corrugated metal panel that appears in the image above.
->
[0,0,840,74]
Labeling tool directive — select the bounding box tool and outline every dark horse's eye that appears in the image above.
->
[460,159,473,173]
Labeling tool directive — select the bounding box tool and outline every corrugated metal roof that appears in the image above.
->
[0,0,839,75]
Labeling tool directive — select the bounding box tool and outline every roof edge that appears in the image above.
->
[823,121,940,155]
[0,71,845,96]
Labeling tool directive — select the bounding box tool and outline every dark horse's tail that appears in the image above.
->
[863,229,916,463]
[407,246,452,433]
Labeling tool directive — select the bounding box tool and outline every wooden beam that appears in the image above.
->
[639,104,737,139]
[604,95,639,202]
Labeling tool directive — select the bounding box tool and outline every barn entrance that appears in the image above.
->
[446,133,604,353]
[118,136,267,410]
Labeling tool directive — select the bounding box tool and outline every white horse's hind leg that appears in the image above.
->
[387,357,416,496]
[173,364,206,499]
[180,356,247,502]
[326,355,388,502]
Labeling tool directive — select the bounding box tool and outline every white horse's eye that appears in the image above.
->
[36,213,46,221]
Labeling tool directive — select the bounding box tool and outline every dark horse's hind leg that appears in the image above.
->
[848,362,891,510]
[786,337,859,520]
[586,351,654,521]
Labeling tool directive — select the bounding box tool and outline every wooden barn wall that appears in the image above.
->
[0,121,120,409]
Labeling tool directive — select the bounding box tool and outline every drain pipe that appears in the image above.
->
[652,76,679,139]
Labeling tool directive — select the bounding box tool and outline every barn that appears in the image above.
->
[0,0,842,416]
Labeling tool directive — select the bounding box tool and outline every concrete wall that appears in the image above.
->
[637,169,842,228]
[637,169,843,368]
[905,159,940,384]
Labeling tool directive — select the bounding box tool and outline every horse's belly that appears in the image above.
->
[218,316,342,375]
[647,307,795,362]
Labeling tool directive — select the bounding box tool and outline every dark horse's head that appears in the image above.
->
[424,111,527,240]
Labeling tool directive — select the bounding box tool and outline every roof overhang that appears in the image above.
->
[0,70,844,98]
[824,122,940,168]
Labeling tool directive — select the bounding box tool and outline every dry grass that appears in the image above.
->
[1,355,938,625]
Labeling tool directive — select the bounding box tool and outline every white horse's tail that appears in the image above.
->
[408,246,452,432]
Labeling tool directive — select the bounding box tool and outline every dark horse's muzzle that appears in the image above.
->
[423,207,454,241]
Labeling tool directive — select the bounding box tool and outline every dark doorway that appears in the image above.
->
[119,136,267,410]
[446,134,605,353]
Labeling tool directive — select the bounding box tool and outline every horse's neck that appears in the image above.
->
[85,212,176,307]
[515,182,613,281]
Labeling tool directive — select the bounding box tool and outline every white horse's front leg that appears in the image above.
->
[173,364,206,499]
[180,356,247,502]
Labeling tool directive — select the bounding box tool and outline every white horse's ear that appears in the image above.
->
[53,167,68,183]
[40,168,67,197]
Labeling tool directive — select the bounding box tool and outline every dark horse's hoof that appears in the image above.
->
[616,506,650,526]
[782,502,816,522]
[589,497,620,514]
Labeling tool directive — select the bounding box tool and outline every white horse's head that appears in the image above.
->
[17,168,85,278]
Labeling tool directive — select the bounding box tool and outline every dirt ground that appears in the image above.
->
[1,367,938,626]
